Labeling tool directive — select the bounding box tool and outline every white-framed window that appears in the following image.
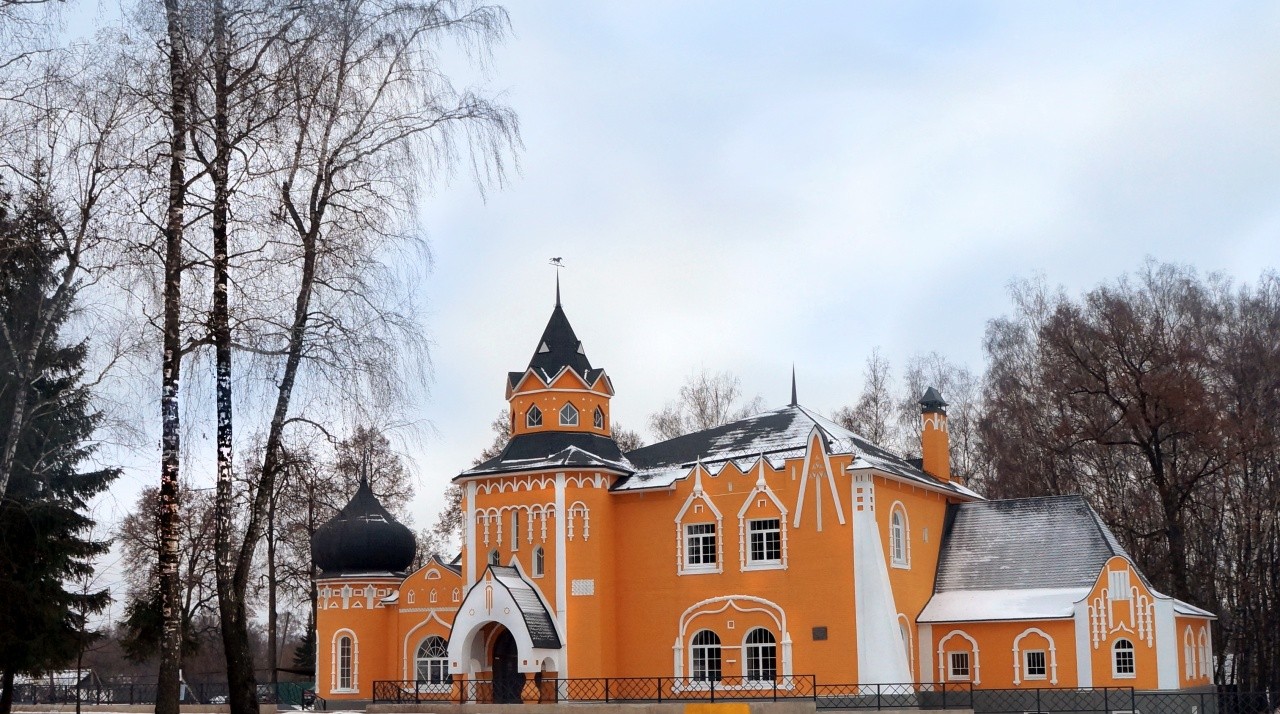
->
[415,636,451,684]
[685,523,717,569]
[559,402,579,426]
[690,630,722,682]
[488,549,500,566]
[511,511,520,551]
[337,634,355,690]
[747,518,782,564]
[526,405,543,429]
[1113,639,1135,678]
[1024,650,1047,680]
[593,406,605,429]
[428,588,437,603]
[890,506,909,568]
[451,588,460,602]
[1197,628,1210,678]
[1184,628,1195,678]
[744,628,777,682]
[949,651,971,681]
[533,546,545,577]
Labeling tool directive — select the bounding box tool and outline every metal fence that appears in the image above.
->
[372,675,819,704]
[371,678,1276,713]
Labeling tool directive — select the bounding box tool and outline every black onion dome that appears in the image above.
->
[312,480,416,576]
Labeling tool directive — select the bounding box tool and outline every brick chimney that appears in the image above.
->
[919,387,950,481]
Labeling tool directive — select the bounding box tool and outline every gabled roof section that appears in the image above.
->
[489,565,562,648]
[615,403,979,496]
[526,302,593,381]
[934,494,1132,592]
[459,431,633,478]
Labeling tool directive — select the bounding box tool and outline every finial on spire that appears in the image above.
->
[360,450,370,487]
[790,365,798,407]
[549,257,564,307]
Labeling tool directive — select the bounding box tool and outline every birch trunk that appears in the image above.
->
[156,0,189,710]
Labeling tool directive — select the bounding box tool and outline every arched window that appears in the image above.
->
[1197,628,1210,678]
[1113,639,1135,678]
[559,402,579,426]
[890,504,909,568]
[1184,628,1195,678]
[533,546,545,577]
[336,634,355,690]
[744,628,777,681]
[415,636,451,684]
[451,588,460,602]
[690,630,721,682]
[511,510,520,551]
[593,406,605,430]
[526,405,543,428]
[429,588,437,603]
[488,549,500,566]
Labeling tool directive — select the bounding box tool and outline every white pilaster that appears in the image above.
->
[918,624,934,684]
[1074,599,1092,687]
[555,471,568,678]
[1155,599,1178,689]
[851,471,911,684]
[465,480,477,586]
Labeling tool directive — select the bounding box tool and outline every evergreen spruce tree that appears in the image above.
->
[0,182,117,714]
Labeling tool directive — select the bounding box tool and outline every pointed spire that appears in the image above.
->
[756,453,767,488]
[790,365,798,407]
[359,450,371,487]
[555,271,561,307]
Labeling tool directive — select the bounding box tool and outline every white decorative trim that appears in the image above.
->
[400,612,454,680]
[737,457,788,571]
[1012,627,1058,685]
[673,595,792,678]
[567,501,589,541]
[676,464,724,575]
[331,628,359,693]
[889,501,910,569]
[937,630,980,685]
[555,472,568,678]
[793,429,845,530]
[1197,626,1210,679]
[898,614,914,680]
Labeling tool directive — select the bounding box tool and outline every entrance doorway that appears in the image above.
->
[491,629,524,703]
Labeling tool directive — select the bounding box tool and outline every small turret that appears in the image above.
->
[918,387,951,481]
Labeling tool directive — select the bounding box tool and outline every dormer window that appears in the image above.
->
[559,402,579,426]
[526,405,543,429]
[593,406,605,430]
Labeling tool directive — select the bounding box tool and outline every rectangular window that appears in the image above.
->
[949,652,970,680]
[511,511,520,551]
[1025,650,1047,679]
[1109,570,1131,600]
[1115,647,1135,676]
[748,518,782,563]
[686,523,717,567]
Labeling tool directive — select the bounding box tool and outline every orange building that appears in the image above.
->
[312,293,1214,702]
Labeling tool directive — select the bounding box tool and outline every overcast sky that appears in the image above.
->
[60,1,1280,606]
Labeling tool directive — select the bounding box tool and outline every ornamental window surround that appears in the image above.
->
[533,546,545,577]
[559,402,579,426]
[526,405,543,429]
[690,630,722,682]
[1113,639,1136,678]
[890,502,910,569]
[333,631,357,692]
[675,467,723,575]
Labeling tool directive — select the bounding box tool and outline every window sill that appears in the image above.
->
[679,566,722,576]
[947,676,970,682]
[332,688,360,694]
[742,561,785,572]
[1113,673,1136,679]
[891,560,910,570]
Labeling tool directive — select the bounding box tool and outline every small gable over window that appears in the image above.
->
[526,405,543,428]
[560,402,579,426]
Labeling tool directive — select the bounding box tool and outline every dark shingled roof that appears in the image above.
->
[526,303,592,380]
[919,386,948,412]
[311,480,417,576]
[489,566,561,649]
[617,404,978,497]
[460,431,631,478]
[934,495,1130,592]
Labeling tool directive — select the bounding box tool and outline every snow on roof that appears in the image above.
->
[615,404,977,496]
[490,566,561,648]
[918,587,1091,623]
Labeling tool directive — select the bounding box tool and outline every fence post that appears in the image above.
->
[773,677,778,703]
[942,683,947,710]
[877,684,882,710]
[657,677,662,703]
[605,677,610,703]
[710,678,715,703]
[1036,687,1041,713]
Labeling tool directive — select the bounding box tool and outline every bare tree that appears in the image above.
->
[648,368,764,440]
[833,348,899,448]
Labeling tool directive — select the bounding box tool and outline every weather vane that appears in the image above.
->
[549,258,565,305]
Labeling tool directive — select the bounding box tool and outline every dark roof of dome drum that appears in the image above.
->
[312,480,416,576]
[526,301,593,378]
